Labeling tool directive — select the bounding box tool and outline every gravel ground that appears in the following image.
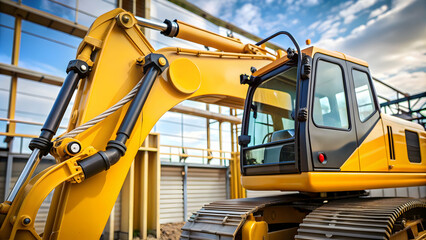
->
[135,222,185,240]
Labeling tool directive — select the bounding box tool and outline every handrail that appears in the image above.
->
[0,117,68,129]
[161,144,233,154]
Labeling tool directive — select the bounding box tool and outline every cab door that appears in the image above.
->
[346,62,388,171]
[309,54,359,170]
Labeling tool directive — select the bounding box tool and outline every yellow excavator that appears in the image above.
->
[0,8,425,240]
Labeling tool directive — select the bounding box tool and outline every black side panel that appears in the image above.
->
[405,130,421,163]
[387,126,395,160]
[308,54,358,170]
[346,62,381,146]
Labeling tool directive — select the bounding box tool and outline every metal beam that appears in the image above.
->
[0,0,88,38]
[170,105,242,124]
[380,92,426,107]
[0,63,64,86]
[373,77,409,97]
[161,161,228,169]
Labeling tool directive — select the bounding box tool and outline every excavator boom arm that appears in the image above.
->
[0,8,273,239]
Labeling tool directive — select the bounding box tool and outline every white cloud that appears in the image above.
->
[233,3,263,35]
[285,0,320,11]
[188,0,237,20]
[330,1,353,13]
[308,20,321,30]
[291,19,299,25]
[316,0,426,96]
[306,0,320,6]
[321,21,342,39]
[369,5,388,19]
[316,15,340,33]
[384,71,426,96]
[340,0,378,24]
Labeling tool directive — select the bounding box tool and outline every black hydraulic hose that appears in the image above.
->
[8,60,88,203]
[29,60,89,155]
[40,71,80,140]
[78,66,161,179]
[116,67,159,144]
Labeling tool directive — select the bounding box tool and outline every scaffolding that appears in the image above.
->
[374,77,426,128]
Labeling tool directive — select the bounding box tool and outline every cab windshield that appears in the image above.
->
[244,66,297,167]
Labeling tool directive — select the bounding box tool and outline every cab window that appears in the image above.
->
[352,69,376,122]
[313,60,349,129]
[247,67,297,147]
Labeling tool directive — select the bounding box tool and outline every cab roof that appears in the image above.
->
[254,46,368,77]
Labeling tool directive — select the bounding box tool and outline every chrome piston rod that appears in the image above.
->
[135,16,179,37]
[135,16,167,31]
[6,149,41,202]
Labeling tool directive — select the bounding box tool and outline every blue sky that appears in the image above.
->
[187,0,426,97]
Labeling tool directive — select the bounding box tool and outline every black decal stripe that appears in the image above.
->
[387,126,395,159]
[356,115,380,145]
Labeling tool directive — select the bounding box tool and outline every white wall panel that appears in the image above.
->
[160,166,184,223]
[186,167,227,220]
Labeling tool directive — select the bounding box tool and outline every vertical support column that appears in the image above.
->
[206,104,211,164]
[108,206,115,240]
[206,105,210,151]
[141,148,149,239]
[134,133,160,239]
[4,15,22,202]
[233,152,246,199]
[146,133,160,238]
[132,0,136,15]
[183,164,188,221]
[4,155,13,201]
[230,109,235,153]
[229,109,235,199]
[120,162,134,240]
[229,152,239,199]
[234,109,245,198]
[75,0,79,23]
[229,108,245,199]
[144,0,151,31]
[133,151,142,238]
[6,15,22,145]
[225,167,230,199]
[218,107,223,165]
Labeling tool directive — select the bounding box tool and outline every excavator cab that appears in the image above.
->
[239,43,425,193]
[238,32,305,178]
[240,63,299,176]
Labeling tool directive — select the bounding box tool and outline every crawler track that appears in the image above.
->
[295,198,426,239]
[181,196,426,240]
[181,194,309,239]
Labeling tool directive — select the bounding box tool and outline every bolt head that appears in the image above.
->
[80,64,87,71]
[23,218,31,225]
[136,56,145,65]
[68,141,81,154]
[158,57,167,66]
[122,15,130,23]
